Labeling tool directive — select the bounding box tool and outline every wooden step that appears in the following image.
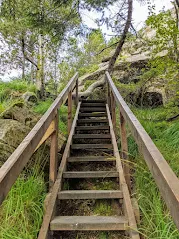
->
[50,216,128,231]
[73,134,111,139]
[82,100,106,103]
[80,107,106,112]
[58,190,123,200]
[79,113,107,118]
[81,103,106,107]
[68,156,116,162]
[71,144,113,149]
[63,171,118,178]
[78,119,108,123]
[76,126,110,131]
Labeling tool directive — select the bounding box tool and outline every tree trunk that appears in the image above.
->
[108,0,133,74]
[175,0,179,8]
[54,54,58,97]
[36,34,45,99]
[22,56,25,79]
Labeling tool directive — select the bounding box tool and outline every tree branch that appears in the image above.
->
[21,38,39,70]
[108,0,133,73]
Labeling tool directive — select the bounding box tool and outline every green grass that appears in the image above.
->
[0,80,36,103]
[128,106,179,238]
[94,201,112,216]
[0,167,46,239]
[33,99,68,135]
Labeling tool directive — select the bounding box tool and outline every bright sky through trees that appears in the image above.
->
[1,0,173,81]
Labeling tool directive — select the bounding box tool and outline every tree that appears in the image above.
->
[0,0,81,98]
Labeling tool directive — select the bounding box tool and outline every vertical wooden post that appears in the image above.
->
[75,78,79,107]
[111,93,116,132]
[107,83,111,110]
[68,90,72,135]
[49,112,59,189]
[119,110,131,192]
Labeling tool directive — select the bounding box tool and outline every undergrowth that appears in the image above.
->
[0,157,47,239]
[33,99,68,135]
[0,80,36,103]
[128,106,179,238]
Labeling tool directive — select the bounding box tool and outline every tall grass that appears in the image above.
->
[0,80,36,102]
[128,106,179,238]
[0,150,47,239]
[33,99,68,135]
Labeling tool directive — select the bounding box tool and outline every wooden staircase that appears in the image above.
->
[2,72,179,239]
[49,100,139,238]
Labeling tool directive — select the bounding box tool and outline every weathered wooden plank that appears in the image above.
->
[75,78,79,107]
[106,105,140,239]
[0,72,78,206]
[80,107,106,112]
[71,144,113,149]
[79,113,107,117]
[82,100,106,103]
[78,119,108,123]
[76,125,109,130]
[50,216,128,231]
[68,90,72,135]
[81,103,106,107]
[58,190,123,200]
[119,111,131,192]
[73,134,111,139]
[68,156,116,162]
[49,112,59,188]
[37,102,81,239]
[63,171,118,178]
[106,71,179,231]
[35,120,56,152]
[111,93,116,132]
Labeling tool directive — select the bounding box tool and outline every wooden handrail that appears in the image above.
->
[0,72,79,205]
[105,71,179,231]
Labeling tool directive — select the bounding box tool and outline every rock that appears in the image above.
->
[22,92,38,103]
[0,119,30,165]
[0,102,66,166]
[0,103,40,126]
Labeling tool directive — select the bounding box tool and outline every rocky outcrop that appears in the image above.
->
[22,92,38,103]
[0,119,30,165]
[0,103,66,166]
[0,102,40,127]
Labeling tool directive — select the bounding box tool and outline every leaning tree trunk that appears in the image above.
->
[175,0,179,8]
[108,0,133,74]
[77,0,133,99]
[36,34,45,99]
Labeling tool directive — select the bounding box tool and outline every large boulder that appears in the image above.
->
[0,119,30,166]
[22,92,38,103]
[0,102,40,127]
[0,103,66,166]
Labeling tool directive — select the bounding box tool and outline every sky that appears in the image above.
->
[82,0,173,35]
[1,0,173,81]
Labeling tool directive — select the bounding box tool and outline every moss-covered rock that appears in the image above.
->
[0,103,40,126]
[22,91,38,103]
[0,119,30,165]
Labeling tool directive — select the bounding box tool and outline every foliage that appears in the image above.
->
[58,29,107,85]
[0,165,46,239]
[33,99,68,135]
[0,79,36,103]
[129,106,179,238]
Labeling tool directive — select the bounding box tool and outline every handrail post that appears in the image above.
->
[49,111,59,189]
[119,110,131,192]
[75,78,79,107]
[107,83,111,110]
[68,90,72,134]
[111,92,116,132]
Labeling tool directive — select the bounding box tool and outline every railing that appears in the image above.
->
[106,71,179,231]
[0,72,79,205]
